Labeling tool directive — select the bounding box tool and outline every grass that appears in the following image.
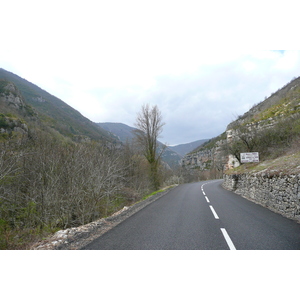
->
[141,185,176,201]
[225,150,300,176]
[142,189,165,200]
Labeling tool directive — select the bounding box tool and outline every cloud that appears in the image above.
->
[1,2,300,145]
[111,50,300,145]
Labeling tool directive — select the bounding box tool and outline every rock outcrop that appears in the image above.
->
[0,81,25,109]
[180,134,238,172]
[0,80,31,136]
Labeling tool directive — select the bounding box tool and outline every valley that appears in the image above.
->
[0,68,208,249]
[1,67,300,249]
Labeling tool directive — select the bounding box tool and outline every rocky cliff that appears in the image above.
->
[180,132,239,174]
[0,80,32,137]
[181,76,300,179]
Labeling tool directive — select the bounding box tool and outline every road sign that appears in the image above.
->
[240,152,259,163]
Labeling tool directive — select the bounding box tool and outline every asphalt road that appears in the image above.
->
[82,180,300,250]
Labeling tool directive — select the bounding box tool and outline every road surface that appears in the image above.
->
[82,180,300,250]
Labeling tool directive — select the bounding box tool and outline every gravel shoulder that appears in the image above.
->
[31,186,177,250]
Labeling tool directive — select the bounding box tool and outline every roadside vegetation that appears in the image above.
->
[225,150,300,175]
[0,124,177,249]
[225,113,300,164]
[2,73,300,249]
[222,90,300,176]
[0,83,175,249]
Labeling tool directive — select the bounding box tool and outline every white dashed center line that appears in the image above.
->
[221,228,236,250]
[209,205,219,219]
[202,182,237,250]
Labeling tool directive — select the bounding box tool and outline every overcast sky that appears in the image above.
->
[1,0,300,145]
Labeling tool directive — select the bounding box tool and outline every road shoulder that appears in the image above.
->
[31,185,177,250]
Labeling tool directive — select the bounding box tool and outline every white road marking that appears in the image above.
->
[209,205,219,219]
[220,228,236,250]
[202,182,236,250]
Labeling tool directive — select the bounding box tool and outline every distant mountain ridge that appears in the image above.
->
[98,122,209,167]
[0,68,211,165]
[169,139,209,156]
[98,122,136,143]
[98,122,183,168]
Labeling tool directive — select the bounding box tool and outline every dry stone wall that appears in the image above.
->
[223,172,300,222]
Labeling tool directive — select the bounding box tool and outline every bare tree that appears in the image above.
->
[134,104,166,190]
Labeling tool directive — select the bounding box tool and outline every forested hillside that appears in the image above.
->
[0,68,116,143]
[3,66,299,249]
[0,76,174,249]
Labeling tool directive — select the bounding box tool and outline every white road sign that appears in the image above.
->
[240,152,259,163]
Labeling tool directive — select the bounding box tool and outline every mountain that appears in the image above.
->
[0,68,116,143]
[227,76,300,130]
[181,76,300,177]
[169,139,209,156]
[0,79,36,141]
[98,122,183,168]
[98,122,136,143]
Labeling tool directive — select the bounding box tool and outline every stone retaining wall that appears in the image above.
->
[223,172,300,222]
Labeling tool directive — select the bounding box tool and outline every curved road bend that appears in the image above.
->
[82,180,300,250]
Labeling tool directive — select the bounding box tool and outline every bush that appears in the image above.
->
[225,113,300,162]
[0,127,171,248]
